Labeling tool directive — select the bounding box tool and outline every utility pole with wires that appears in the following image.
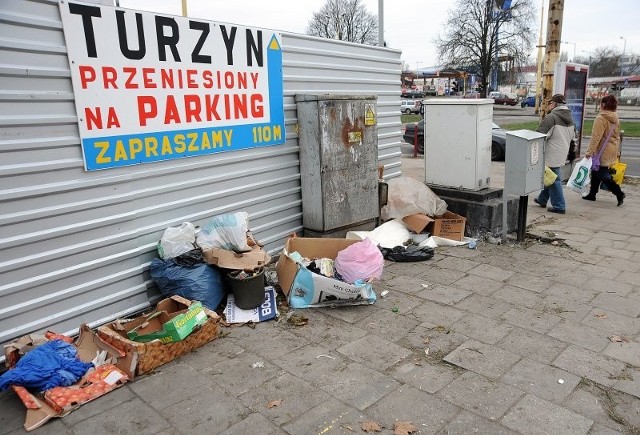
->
[534,0,545,115]
[540,0,564,119]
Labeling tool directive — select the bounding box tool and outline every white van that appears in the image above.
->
[400,99,421,114]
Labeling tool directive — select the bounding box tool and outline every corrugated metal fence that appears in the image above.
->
[0,0,402,347]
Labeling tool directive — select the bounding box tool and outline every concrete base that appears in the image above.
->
[428,185,519,238]
[303,218,377,239]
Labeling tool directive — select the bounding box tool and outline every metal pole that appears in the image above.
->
[181,0,187,17]
[517,196,528,242]
[540,0,564,120]
[620,36,626,76]
[378,0,384,47]
[491,25,500,91]
[534,0,544,114]
[561,41,576,62]
[502,190,508,242]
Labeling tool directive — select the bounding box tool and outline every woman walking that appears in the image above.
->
[583,95,626,206]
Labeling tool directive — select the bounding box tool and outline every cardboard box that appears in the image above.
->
[126,301,207,343]
[224,286,278,323]
[7,325,130,431]
[97,295,220,378]
[428,211,466,241]
[402,213,434,234]
[202,245,271,270]
[276,237,377,309]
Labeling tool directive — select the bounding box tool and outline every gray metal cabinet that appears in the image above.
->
[295,95,379,232]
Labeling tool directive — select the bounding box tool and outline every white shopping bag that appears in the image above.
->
[567,157,592,194]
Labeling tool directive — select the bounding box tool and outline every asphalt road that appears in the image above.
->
[400,104,640,177]
[401,134,640,178]
[493,107,640,177]
[620,137,640,177]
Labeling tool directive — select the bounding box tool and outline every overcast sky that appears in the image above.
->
[118,0,638,70]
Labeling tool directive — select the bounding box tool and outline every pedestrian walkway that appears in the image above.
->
[1,161,638,434]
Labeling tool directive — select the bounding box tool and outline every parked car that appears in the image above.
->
[403,120,424,153]
[402,120,508,161]
[463,91,482,99]
[520,95,539,108]
[400,99,421,114]
[492,93,518,106]
[490,122,507,161]
[401,89,424,99]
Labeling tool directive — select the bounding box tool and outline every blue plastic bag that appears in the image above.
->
[0,340,93,392]
[150,259,226,310]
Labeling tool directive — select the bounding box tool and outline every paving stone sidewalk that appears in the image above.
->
[1,173,639,434]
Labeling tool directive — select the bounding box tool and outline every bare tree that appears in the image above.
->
[574,46,628,77]
[306,0,379,46]
[435,0,535,96]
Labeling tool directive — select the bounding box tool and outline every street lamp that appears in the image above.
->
[561,41,576,62]
[620,36,627,77]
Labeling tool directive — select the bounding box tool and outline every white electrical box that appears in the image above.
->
[505,130,547,196]
[424,99,493,190]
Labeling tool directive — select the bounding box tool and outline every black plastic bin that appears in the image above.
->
[225,268,266,310]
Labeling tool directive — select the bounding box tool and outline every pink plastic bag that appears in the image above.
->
[334,238,384,284]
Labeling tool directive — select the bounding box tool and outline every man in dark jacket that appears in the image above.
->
[533,94,576,214]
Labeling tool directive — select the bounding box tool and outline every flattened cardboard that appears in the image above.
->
[43,364,127,415]
[202,245,270,270]
[13,386,58,432]
[4,332,72,369]
[8,326,130,431]
[224,286,278,323]
[96,295,220,378]
[402,213,434,234]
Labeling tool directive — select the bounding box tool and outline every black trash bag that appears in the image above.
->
[150,258,226,310]
[173,248,204,267]
[380,245,435,262]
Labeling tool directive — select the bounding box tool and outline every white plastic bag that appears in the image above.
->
[334,238,384,284]
[346,219,411,249]
[157,222,196,259]
[196,212,250,252]
[567,157,592,194]
[381,176,448,221]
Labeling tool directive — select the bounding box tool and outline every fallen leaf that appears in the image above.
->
[609,335,630,343]
[360,421,382,432]
[266,399,282,408]
[595,313,608,320]
[394,421,418,435]
[288,314,308,326]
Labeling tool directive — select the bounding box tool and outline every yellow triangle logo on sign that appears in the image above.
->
[269,36,281,50]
